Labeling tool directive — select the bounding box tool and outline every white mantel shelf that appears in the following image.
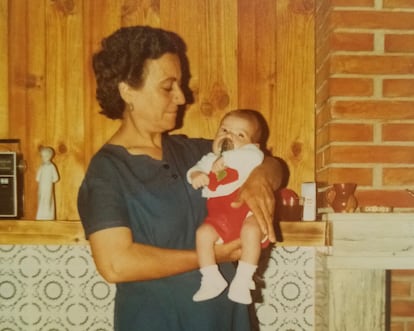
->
[324,212,414,269]
[316,212,414,331]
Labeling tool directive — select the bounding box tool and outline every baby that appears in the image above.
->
[187,109,269,305]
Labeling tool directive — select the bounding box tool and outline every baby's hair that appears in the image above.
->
[221,109,268,145]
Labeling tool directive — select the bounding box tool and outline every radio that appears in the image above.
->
[0,139,25,218]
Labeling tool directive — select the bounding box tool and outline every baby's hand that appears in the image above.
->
[190,171,209,189]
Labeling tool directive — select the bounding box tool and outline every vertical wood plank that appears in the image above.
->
[273,0,315,192]
[60,0,85,220]
[43,0,86,220]
[237,0,278,162]
[8,0,28,144]
[8,0,30,218]
[0,0,8,138]
[237,0,277,113]
[164,0,238,140]
[82,0,121,164]
[24,0,46,218]
[121,0,161,27]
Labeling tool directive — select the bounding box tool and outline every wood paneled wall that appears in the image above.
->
[0,0,315,220]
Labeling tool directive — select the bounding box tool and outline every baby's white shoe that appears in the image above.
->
[227,261,258,304]
[228,278,252,304]
[193,265,228,302]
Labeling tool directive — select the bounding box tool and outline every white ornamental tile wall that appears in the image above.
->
[254,246,315,331]
[0,245,316,331]
[0,245,115,331]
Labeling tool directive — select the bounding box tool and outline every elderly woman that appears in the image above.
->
[77,25,282,331]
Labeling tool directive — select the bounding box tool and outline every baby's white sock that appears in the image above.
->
[228,261,257,304]
[193,264,228,302]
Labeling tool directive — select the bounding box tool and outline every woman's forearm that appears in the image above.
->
[89,227,242,283]
[89,227,199,283]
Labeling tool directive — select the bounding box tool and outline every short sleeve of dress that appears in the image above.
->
[77,153,130,238]
[77,136,212,240]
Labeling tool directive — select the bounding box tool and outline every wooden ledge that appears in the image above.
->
[0,220,329,246]
[0,220,87,245]
[277,221,329,246]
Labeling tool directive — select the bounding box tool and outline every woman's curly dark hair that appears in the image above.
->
[92,26,186,119]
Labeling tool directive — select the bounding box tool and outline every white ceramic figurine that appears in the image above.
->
[36,146,59,220]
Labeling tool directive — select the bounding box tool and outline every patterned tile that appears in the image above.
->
[0,245,114,331]
[0,245,316,331]
[255,247,315,331]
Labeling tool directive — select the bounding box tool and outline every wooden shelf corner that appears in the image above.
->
[0,220,87,245]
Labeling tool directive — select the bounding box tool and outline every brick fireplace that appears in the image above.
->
[315,0,414,329]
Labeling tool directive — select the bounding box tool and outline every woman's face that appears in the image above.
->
[127,53,185,133]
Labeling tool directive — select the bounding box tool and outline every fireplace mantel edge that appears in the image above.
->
[324,212,414,269]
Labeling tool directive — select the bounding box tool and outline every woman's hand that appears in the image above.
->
[214,239,242,263]
[232,156,283,243]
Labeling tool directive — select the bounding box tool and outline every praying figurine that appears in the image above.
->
[36,146,59,220]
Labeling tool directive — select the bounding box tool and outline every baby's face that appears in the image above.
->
[213,115,256,154]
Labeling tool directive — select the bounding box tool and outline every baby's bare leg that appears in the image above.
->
[196,223,220,268]
[193,223,227,302]
[228,215,262,305]
[240,215,262,265]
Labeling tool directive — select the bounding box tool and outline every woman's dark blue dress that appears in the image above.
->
[77,134,251,331]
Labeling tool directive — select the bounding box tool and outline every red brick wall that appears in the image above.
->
[391,270,414,331]
[315,0,414,329]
